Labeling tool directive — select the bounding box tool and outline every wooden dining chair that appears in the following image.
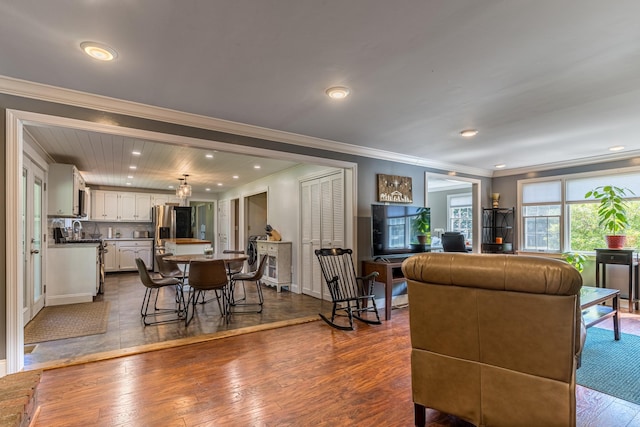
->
[136,258,184,326]
[186,260,230,326]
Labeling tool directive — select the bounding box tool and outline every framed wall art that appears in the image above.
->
[377,174,413,203]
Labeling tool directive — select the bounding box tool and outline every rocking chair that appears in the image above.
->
[315,248,381,330]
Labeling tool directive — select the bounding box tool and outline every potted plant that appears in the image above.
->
[413,207,431,245]
[562,252,586,273]
[584,185,634,249]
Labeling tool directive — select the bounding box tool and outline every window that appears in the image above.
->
[519,171,640,253]
[448,194,472,243]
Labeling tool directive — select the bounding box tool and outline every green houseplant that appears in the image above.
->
[413,207,431,245]
[584,185,634,249]
[562,252,586,273]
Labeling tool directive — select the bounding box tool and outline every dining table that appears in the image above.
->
[164,252,248,320]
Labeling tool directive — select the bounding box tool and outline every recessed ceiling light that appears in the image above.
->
[126,182,132,186]
[217,183,223,186]
[325,86,351,99]
[205,154,214,159]
[127,175,134,179]
[80,41,118,61]
[232,175,239,179]
[495,163,506,169]
[168,185,174,189]
[609,145,625,152]
[205,188,211,192]
[460,129,479,137]
[132,151,141,156]
[254,165,261,169]
[129,165,137,170]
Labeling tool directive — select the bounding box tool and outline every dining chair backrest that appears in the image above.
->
[155,252,183,277]
[222,250,245,275]
[136,258,178,288]
[188,260,229,291]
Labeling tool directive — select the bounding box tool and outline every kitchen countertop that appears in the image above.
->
[165,238,212,245]
[48,242,102,248]
[103,237,154,241]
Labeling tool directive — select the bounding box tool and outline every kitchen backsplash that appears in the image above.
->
[48,218,155,240]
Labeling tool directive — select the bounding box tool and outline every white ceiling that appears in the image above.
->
[24,123,299,193]
[3,1,640,176]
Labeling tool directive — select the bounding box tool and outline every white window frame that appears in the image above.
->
[447,193,473,242]
[518,166,640,254]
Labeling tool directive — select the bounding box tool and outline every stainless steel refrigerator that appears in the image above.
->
[153,205,193,254]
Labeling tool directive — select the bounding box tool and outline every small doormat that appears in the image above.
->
[24,301,111,344]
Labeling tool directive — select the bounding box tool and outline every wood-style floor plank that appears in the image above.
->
[33,307,640,427]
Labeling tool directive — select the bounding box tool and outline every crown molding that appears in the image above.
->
[492,150,640,177]
[0,75,493,178]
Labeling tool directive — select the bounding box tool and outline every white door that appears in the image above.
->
[300,171,344,300]
[218,199,230,252]
[23,157,46,325]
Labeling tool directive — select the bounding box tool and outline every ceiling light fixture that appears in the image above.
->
[495,163,506,169]
[129,165,136,170]
[217,183,223,186]
[325,86,351,99]
[80,41,118,61]
[254,165,261,169]
[233,175,239,179]
[176,174,192,199]
[205,154,214,159]
[460,129,479,138]
[205,188,211,192]
[132,151,141,156]
[609,145,625,152]
[127,175,134,179]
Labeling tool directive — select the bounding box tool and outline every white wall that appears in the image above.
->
[218,164,341,292]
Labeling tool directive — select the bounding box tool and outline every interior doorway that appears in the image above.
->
[245,192,267,242]
[191,201,215,247]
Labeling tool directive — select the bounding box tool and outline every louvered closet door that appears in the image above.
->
[301,171,344,300]
[301,180,322,298]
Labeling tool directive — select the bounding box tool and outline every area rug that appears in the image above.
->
[24,301,111,344]
[576,327,640,405]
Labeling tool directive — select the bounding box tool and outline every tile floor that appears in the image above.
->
[24,271,329,367]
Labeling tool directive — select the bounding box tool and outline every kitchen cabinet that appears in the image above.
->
[91,190,153,222]
[115,239,153,271]
[46,243,99,305]
[103,240,118,272]
[48,163,85,217]
[257,241,292,292]
[152,194,182,206]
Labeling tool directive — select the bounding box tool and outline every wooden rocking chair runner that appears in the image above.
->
[314,248,382,330]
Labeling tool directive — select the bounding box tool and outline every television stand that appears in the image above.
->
[362,258,408,320]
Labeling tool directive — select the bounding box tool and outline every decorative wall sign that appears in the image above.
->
[377,174,413,203]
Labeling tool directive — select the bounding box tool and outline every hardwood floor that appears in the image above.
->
[33,305,640,426]
[24,271,330,369]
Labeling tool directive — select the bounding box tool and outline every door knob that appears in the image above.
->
[30,249,40,254]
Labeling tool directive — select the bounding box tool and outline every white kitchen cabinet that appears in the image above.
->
[135,194,153,221]
[46,244,99,305]
[91,190,119,221]
[257,241,292,292]
[48,163,85,217]
[103,240,118,272]
[152,194,182,206]
[116,240,153,271]
[91,190,153,222]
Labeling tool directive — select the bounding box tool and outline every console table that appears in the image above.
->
[362,259,406,320]
[595,248,638,312]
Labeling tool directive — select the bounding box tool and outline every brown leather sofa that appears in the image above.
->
[402,253,584,427]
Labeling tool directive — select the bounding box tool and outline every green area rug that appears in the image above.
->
[576,327,640,404]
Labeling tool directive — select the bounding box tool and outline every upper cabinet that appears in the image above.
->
[48,164,85,217]
[152,194,182,206]
[90,190,173,222]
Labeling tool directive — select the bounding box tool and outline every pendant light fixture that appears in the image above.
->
[176,174,192,198]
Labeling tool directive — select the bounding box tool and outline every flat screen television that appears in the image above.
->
[371,204,431,257]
